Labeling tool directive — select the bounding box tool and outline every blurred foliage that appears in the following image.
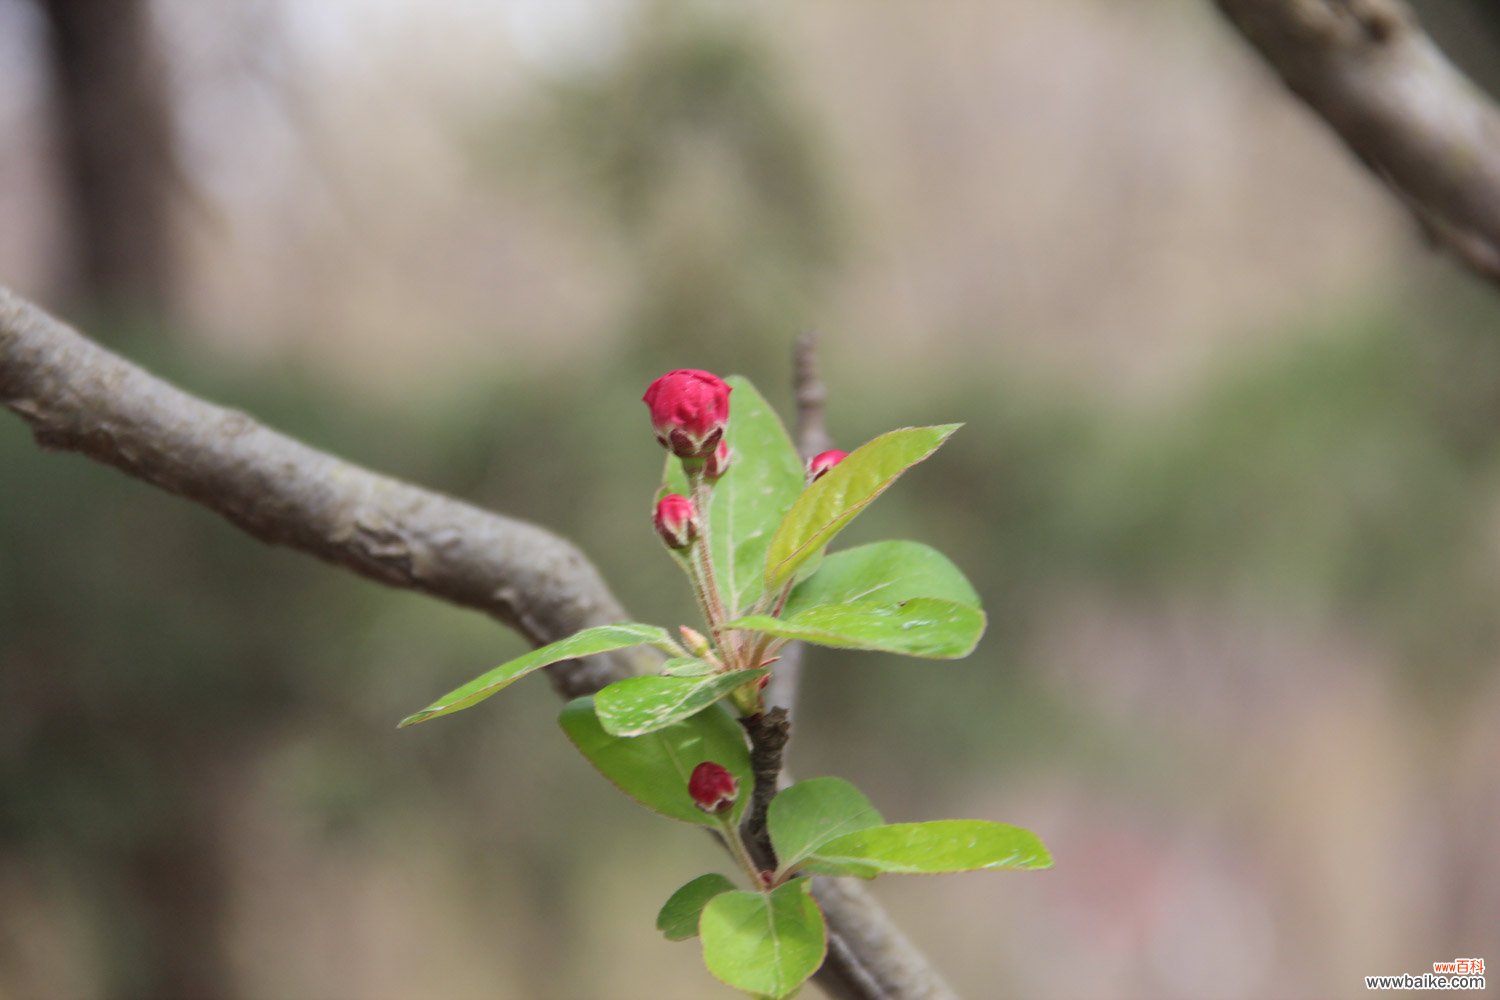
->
[795,296,1500,789]
[522,0,844,365]
[1061,311,1500,683]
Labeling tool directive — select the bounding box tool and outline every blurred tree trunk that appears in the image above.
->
[28,4,219,994]
[124,751,235,1000]
[36,0,178,322]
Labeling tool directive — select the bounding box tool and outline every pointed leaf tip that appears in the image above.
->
[765,424,961,589]
[399,623,670,728]
[657,873,737,941]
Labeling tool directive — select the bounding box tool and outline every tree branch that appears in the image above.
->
[0,286,951,1000]
[0,287,647,697]
[738,707,791,871]
[1215,0,1500,288]
[814,878,957,1000]
[793,329,834,460]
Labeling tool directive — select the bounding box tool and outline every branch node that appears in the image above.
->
[738,707,791,871]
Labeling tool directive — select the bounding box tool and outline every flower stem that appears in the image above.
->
[715,812,766,891]
[688,472,736,665]
[743,577,796,673]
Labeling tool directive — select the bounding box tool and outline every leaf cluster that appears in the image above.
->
[401,377,1049,997]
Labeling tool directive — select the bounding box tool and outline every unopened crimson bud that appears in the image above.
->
[643,369,732,459]
[808,449,848,481]
[704,440,732,480]
[689,761,739,814]
[654,494,699,550]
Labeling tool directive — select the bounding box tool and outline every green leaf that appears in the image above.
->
[700,880,826,999]
[657,873,737,942]
[399,623,671,727]
[727,597,985,659]
[664,376,806,615]
[800,820,1052,878]
[764,425,960,590]
[661,656,717,678]
[594,669,769,737]
[767,778,884,876]
[558,697,751,826]
[784,540,980,618]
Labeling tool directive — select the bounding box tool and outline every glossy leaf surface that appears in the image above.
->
[764,425,960,589]
[594,669,768,737]
[400,623,670,727]
[559,697,751,826]
[800,820,1052,878]
[784,540,979,619]
[728,597,985,659]
[657,873,736,941]
[767,777,884,876]
[700,880,826,999]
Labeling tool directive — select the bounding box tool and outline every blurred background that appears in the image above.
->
[2,0,1499,997]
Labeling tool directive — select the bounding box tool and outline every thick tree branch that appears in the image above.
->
[0,286,646,697]
[1215,0,1500,287]
[814,878,957,1000]
[0,286,951,1000]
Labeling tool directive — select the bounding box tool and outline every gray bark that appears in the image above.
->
[1216,0,1500,287]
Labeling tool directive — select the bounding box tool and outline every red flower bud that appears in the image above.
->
[704,440,732,480]
[643,369,731,459]
[688,761,739,814]
[808,449,848,481]
[653,494,699,550]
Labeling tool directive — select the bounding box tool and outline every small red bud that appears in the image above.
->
[704,440,732,480]
[808,449,848,482]
[653,494,699,550]
[688,761,739,814]
[643,370,732,459]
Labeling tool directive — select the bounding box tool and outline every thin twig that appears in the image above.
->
[793,329,834,458]
[763,331,834,716]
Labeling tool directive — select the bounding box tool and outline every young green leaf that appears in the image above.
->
[799,820,1052,878]
[399,623,672,727]
[764,425,960,590]
[661,656,717,677]
[558,697,751,826]
[657,873,737,942]
[767,778,884,876]
[594,669,769,737]
[700,880,827,999]
[728,597,985,659]
[663,376,805,615]
[784,540,980,619]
